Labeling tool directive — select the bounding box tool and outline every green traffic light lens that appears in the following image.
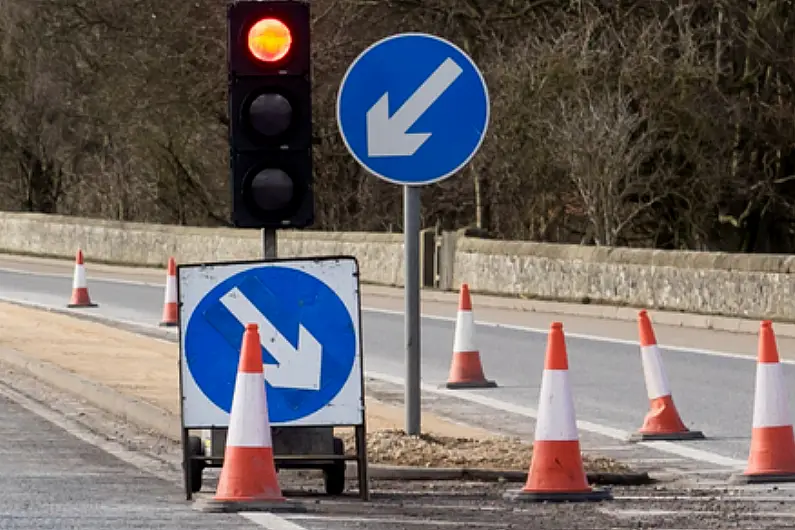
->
[249,168,294,211]
[247,93,293,137]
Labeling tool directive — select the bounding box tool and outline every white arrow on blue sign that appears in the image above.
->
[177,257,363,428]
[336,32,490,186]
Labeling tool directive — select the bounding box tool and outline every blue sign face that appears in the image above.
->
[336,32,490,186]
[184,266,357,424]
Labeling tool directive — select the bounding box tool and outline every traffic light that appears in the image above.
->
[227,0,314,229]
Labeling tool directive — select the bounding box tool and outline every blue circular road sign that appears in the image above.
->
[337,33,490,186]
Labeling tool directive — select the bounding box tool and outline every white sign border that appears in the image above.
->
[177,256,364,429]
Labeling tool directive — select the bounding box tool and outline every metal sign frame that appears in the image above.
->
[175,255,369,501]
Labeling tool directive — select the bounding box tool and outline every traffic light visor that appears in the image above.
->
[247,18,292,62]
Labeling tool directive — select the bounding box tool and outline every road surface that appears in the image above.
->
[0,381,266,529]
[0,254,790,476]
[2,357,794,530]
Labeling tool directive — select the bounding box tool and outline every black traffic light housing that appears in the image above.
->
[227,0,314,229]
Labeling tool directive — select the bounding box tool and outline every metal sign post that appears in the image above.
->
[403,186,422,434]
[336,32,490,435]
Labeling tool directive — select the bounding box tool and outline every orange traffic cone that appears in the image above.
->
[445,284,497,389]
[629,310,704,442]
[730,321,795,484]
[216,323,283,502]
[504,322,611,502]
[199,324,302,512]
[67,249,97,308]
[159,257,178,327]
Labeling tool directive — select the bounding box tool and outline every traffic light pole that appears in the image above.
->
[262,228,278,258]
[404,185,422,436]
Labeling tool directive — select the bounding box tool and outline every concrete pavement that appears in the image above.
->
[0,254,790,476]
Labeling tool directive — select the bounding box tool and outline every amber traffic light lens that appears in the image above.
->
[247,18,292,62]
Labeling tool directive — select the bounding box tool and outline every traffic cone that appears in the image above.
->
[628,310,705,442]
[159,257,178,327]
[200,323,299,512]
[445,284,497,389]
[67,249,97,308]
[730,321,795,484]
[504,322,611,502]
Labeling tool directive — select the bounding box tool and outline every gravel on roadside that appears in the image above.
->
[338,428,631,473]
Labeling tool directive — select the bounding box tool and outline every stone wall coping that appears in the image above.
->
[1,212,403,245]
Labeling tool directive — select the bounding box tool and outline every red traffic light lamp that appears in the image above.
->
[247,18,292,62]
[227,1,309,76]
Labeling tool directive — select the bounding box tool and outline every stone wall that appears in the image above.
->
[452,237,795,321]
[0,212,405,286]
[1,212,792,321]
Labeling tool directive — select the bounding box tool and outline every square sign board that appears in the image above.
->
[177,256,364,429]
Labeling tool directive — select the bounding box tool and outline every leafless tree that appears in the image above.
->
[1,0,795,251]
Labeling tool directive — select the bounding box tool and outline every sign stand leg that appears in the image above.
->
[404,185,422,436]
[179,302,196,501]
[182,429,192,500]
[355,422,370,501]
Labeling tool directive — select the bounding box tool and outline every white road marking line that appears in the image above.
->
[603,508,687,517]
[672,468,737,475]
[581,445,637,452]
[279,514,507,527]
[613,495,710,501]
[602,507,795,518]
[616,495,795,502]
[241,513,311,530]
[366,370,748,470]
[0,265,164,288]
[364,306,778,364]
[620,457,689,464]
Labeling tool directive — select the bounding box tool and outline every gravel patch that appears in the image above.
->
[339,428,630,473]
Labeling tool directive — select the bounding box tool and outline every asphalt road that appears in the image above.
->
[3,307,795,530]
[2,361,794,530]
[0,257,787,472]
[0,385,266,529]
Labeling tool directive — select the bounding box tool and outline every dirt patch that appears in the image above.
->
[0,303,492,437]
[338,428,629,473]
[0,302,181,413]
